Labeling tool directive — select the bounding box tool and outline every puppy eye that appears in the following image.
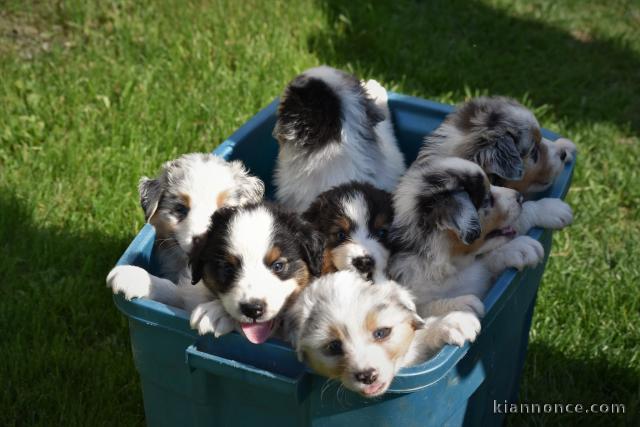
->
[173,203,190,220]
[335,230,347,242]
[373,327,392,341]
[271,259,287,273]
[375,228,388,239]
[324,339,343,356]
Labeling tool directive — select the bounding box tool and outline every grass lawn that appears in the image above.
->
[1,0,638,425]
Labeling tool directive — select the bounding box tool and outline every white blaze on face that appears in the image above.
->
[174,158,239,252]
[221,207,298,322]
[331,194,390,283]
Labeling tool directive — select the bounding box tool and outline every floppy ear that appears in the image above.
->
[438,191,481,245]
[391,284,426,330]
[188,233,208,285]
[138,177,162,221]
[301,193,329,225]
[296,223,326,278]
[475,133,524,180]
[227,161,265,207]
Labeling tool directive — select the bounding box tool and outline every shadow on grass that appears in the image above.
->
[309,0,640,131]
[0,190,144,425]
[510,342,639,426]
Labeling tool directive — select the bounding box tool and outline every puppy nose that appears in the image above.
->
[559,149,567,162]
[354,368,378,385]
[352,256,375,273]
[239,301,265,320]
[516,192,524,205]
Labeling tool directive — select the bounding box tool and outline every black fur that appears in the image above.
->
[189,203,325,293]
[413,168,487,244]
[274,67,385,153]
[303,181,394,250]
[138,177,162,221]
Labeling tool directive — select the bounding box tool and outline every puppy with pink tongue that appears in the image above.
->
[186,203,325,344]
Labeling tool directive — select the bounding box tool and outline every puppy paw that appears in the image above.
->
[503,236,544,270]
[106,265,151,300]
[437,311,482,347]
[555,138,577,163]
[362,79,388,105]
[190,300,237,337]
[534,198,573,229]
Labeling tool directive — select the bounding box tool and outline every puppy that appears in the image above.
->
[389,156,547,346]
[273,66,405,211]
[284,271,424,397]
[420,96,576,194]
[107,153,264,306]
[302,181,393,283]
[187,203,325,343]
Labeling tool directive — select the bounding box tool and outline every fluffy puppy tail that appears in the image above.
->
[273,67,344,149]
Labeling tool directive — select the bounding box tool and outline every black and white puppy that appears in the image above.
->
[389,156,547,349]
[302,182,393,283]
[420,96,576,194]
[107,153,264,303]
[273,66,405,211]
[188,203,325,344]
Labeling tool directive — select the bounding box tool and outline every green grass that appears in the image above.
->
[0,0,638,425]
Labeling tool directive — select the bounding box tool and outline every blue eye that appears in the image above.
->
[271,260,286,273]
[373,327,392,341]
[335,230,347,242]
[324,339,343,356]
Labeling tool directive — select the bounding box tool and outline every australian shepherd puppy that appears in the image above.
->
[188,203,325,343]
[420,96,576,194]
[388,156,548,346]
[302,182,393,283]
[283,271,425,397]
[107,153,264,303]
[419,96,575,233]
[273,66,405,212]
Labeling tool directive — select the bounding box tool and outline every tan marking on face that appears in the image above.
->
[179,193,192,208]
[447,191,510,256]
[322,248,338,274]
[335,216,351,234]
[365,310,379,333]
[264,246,282,266]
[216,189,230,208]
[504,131,553,193]
[304,349,345,379]
[225,254,241,267]
[293,261,310,287]
[382,321,415,362]
[149,214,176,240]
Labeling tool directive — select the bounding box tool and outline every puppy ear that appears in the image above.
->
[188,234,208,285]
[138,177,162,221]
[438,191,481,245]
[298,226,326,277]
[227,161,265,207]
[475,133,524,181]
[390,284,425,330]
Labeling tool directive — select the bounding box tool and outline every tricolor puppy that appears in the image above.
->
[389,156,546,347]
[302,182,393,283]
[420,96,576,194]
[188,203,325,344]
[284,271,425,397]
[273,65,405,212]
[107,153,264,304]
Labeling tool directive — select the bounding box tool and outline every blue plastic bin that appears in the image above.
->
[112,93,575,427]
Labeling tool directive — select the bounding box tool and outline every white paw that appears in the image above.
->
[438,311,482,347]
[504,236,544,270]
[190,300,237,337]
[555,138,577,163]
[534,198,573,229]
[106,265,151,300]
[363,79,388,105]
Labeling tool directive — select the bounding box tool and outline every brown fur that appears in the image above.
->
[504,137,554,193]
[216,189,229,209]
[149,214,175,240]
[321,248,338,274]
[264,246,283,266]
[448,198,510,256]
[382,322,415,362]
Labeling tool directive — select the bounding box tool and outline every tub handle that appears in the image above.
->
[185,345,311,402]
